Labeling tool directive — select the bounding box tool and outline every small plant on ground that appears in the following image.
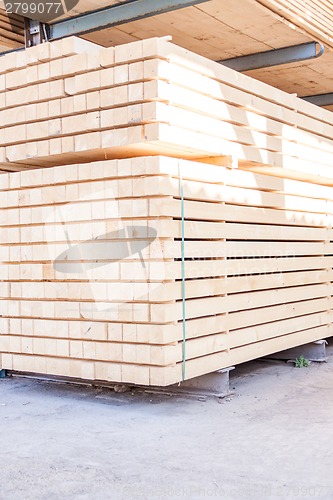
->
[294,355,310,368]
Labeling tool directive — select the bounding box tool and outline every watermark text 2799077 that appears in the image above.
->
[5,1,80,23]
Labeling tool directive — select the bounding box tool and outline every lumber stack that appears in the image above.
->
[1,156,333,385]
[0,8,24,52]
[1,37,333,185]
[1,36,333,386]
[257,0,333,49]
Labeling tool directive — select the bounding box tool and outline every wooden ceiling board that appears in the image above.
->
[81,0,333,97]
[195,0,309,46]
[245,48,333,96]
[82,0,310,57]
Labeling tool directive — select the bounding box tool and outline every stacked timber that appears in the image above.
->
[0,8,24,52]
[257,0,333,49]
[1,37,333,386]
[1,37,333,185]
[1,156,333,385]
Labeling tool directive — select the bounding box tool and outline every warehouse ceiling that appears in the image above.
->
[79,0,333,105]
[0,0,333,109]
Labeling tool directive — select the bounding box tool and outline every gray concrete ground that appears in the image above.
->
[1,343,333,500]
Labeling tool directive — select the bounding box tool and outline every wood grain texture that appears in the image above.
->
[0,8,24,52]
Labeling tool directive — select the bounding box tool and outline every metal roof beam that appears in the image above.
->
[301,93,333,106]
[50,0,210,39]
[219,42,324,72]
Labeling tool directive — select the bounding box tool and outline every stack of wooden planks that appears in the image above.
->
[1,156,333,385]
[257,0,333,50]
[0,8,24,52]
[1,36,333,186]
[1,36,333,386]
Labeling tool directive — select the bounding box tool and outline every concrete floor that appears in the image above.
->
[1,345,333,500]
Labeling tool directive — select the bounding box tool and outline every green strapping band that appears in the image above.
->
[179,162,186,381]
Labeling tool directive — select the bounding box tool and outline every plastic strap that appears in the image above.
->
[179,162,186,381]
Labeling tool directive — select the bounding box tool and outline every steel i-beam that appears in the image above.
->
[50,0,210,39]
[219,41,324,72]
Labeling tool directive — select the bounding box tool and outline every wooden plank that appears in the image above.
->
[2,310,329,372]
[2,254,332,283]
[149,324,331,385]
[0,296,326,346]
[143,37,333,126]
[148,256,333,280]
[0,155,309,195]
[0,39,333,181]
[2,239,333,264]
[145,80,333,160]
[122,297,331,344]
[150,283,332,322]
[2,269,331,303]
[2,217,330,243]
[149,198,331,227]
